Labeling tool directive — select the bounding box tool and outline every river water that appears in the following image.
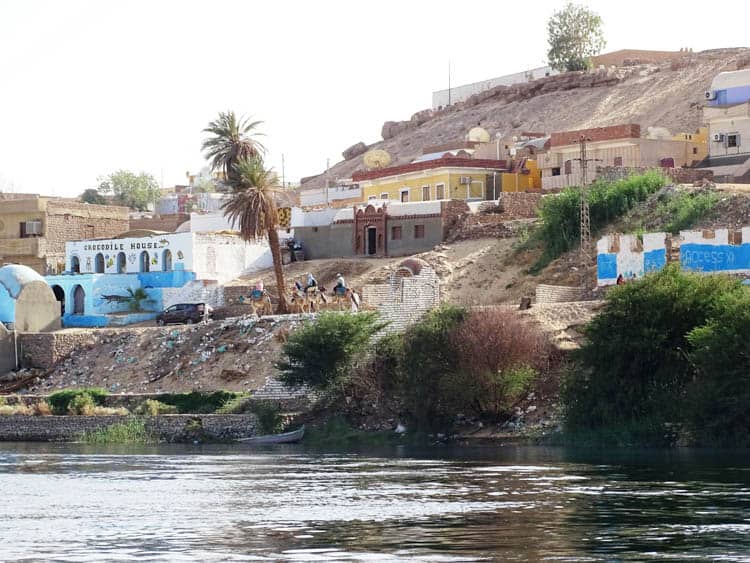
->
[1,443,750,561]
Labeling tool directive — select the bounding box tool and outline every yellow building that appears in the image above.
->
[501,159,542,192]
[352,157,507,203]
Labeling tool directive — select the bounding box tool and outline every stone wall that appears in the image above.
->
[18,330,97,370]
[44,201,129,270]
[498,192,543,219]
[0,414,258,442]
[551,124,641,147]
[535,284,586,304]
[0,323,15,373]
[596,166,715,184]
[129,213,190,232]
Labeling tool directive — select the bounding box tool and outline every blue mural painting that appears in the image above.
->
[643,248,667,273]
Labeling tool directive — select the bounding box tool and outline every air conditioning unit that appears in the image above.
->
[705,90,717,101]
[459,176,471,185]
[713,133,725,142]
[24,221,42,235]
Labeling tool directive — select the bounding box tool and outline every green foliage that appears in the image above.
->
[97,170,160,211]
[48,388,108,415]
[277,312,386,391]
[686,290,750,445]
[547,2,606,72]
[155,391,244,414]
[661,191,720,234]
[68,393,96,415]
[80,418,156,444]
[249,400,283,434]
[533,172,665,271]
[125,288,155,312]
[134,399,178,416]
[201,111,265,188]
[79,188,107,205]
[215,394,250,414]
[563,266,746,443]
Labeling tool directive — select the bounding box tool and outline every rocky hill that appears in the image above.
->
[302,48,749,189]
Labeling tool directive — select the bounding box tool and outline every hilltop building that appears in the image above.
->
[0,197,129,275]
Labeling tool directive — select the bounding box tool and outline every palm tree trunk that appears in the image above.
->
[267,226,288,314]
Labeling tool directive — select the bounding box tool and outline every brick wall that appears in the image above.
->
[130,213,190,232]
[18,330,97,369]
[44,201,129,270]
[0,414,257,442]
[535,284,585,303]
[551,124,641,147]
[499,192,542,219]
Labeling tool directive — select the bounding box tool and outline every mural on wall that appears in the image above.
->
[597,228,750,286]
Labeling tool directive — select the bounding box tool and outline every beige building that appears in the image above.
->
[539,124,706,191]
[0,197,129,275]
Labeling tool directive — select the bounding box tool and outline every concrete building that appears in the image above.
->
[539,124,706,191]
[0,198,129,275]
[299,183,363,209]
[293,200,468,259]
[352,157,507,203]
[698,69,750,182]
[0,264,61,332]
[45,231,272,327]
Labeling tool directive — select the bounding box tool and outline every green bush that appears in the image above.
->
[277,312,386,391]
[80,418,155,444]
[134,399,178,416]
[563,265,746,443]
[155,391,244,414]
[250,400,283,434]
[533,172,665,271]
[662,191,720,234]
[48,388,108,415]
[68,393,97,415]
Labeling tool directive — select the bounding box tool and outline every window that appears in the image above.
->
[551,167,561,176]
[422,186,430,201]
[436,183,445,199]
[614,156,623,167]
[693,147,698,155]
[414,224,425,239]
[368,195,377,200]
[380,192,389,200]
[400,189,410,203]
[391,226,402,240]
[564,160,572,175]
[727,134,740,148]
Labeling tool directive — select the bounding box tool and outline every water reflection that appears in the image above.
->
[1,443,749,561]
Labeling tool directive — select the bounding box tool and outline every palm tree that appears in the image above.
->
[223,156,288,314]
[125,288,154,312]
[201,111,265,188]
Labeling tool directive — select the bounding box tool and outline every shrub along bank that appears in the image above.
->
[563,265,750,446]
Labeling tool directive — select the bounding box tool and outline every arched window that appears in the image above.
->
[72,285,85,315]
[71,256,80,274]
[116,252,126,274]
[140,251,150,273]
[162,249,172,272]
[51,285,65,316]
[94,253,105,273]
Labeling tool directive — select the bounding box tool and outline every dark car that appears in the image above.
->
[156,303,212,325]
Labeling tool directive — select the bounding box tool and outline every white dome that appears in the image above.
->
[467,127,491,143]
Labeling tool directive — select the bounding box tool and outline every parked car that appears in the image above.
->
[156,303,212,325]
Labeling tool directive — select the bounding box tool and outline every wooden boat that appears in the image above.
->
[237,425,305,445]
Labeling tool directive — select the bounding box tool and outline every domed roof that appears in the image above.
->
[395,258,431,277]
[468,126,490,143]
[0,264,46,299]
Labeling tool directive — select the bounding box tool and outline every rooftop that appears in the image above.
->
[352,157,508,182]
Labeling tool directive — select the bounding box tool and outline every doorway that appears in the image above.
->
[72,285,85,315]
[71,256,80,273]
[51,285,65,315]
[162,249,172,272]
[94,253,105,273]
[367,227,377,256]
[117,252,126,274]
[140,251,150,273]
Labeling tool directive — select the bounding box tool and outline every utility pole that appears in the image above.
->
[281,154,285,189]
[574,135,600,286]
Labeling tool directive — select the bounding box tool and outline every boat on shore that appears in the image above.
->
[237,425,305,445]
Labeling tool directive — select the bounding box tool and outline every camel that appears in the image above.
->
[330,286,361,312]
[239,289,272,317]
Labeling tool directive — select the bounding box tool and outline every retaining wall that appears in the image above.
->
[535,284,585,303]
[18,330,97,370]
[0,414,258,442]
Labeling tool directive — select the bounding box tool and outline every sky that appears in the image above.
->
[0,0,748,198]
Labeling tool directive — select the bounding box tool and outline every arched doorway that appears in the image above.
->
[51,285,65,315]
[116,252,126,274]
[72,285,85,315]
[71,256,80,273]
[94,253,105,273]
[140,251,150,273]
[162,249,172,272]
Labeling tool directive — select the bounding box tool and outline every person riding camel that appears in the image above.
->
[251,280,264,299]
[306,273,318,293]
[334,273,347,295]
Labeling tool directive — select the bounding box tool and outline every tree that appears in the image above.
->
[547,3,606,72]
[124,288,154,312]
[201,111,265,188]
[97,170,160,211]
[80,188,107,205]
[221,156,289,313]
[277,312,386,390]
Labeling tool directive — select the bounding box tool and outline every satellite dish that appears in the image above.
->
[363,149,392,170]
